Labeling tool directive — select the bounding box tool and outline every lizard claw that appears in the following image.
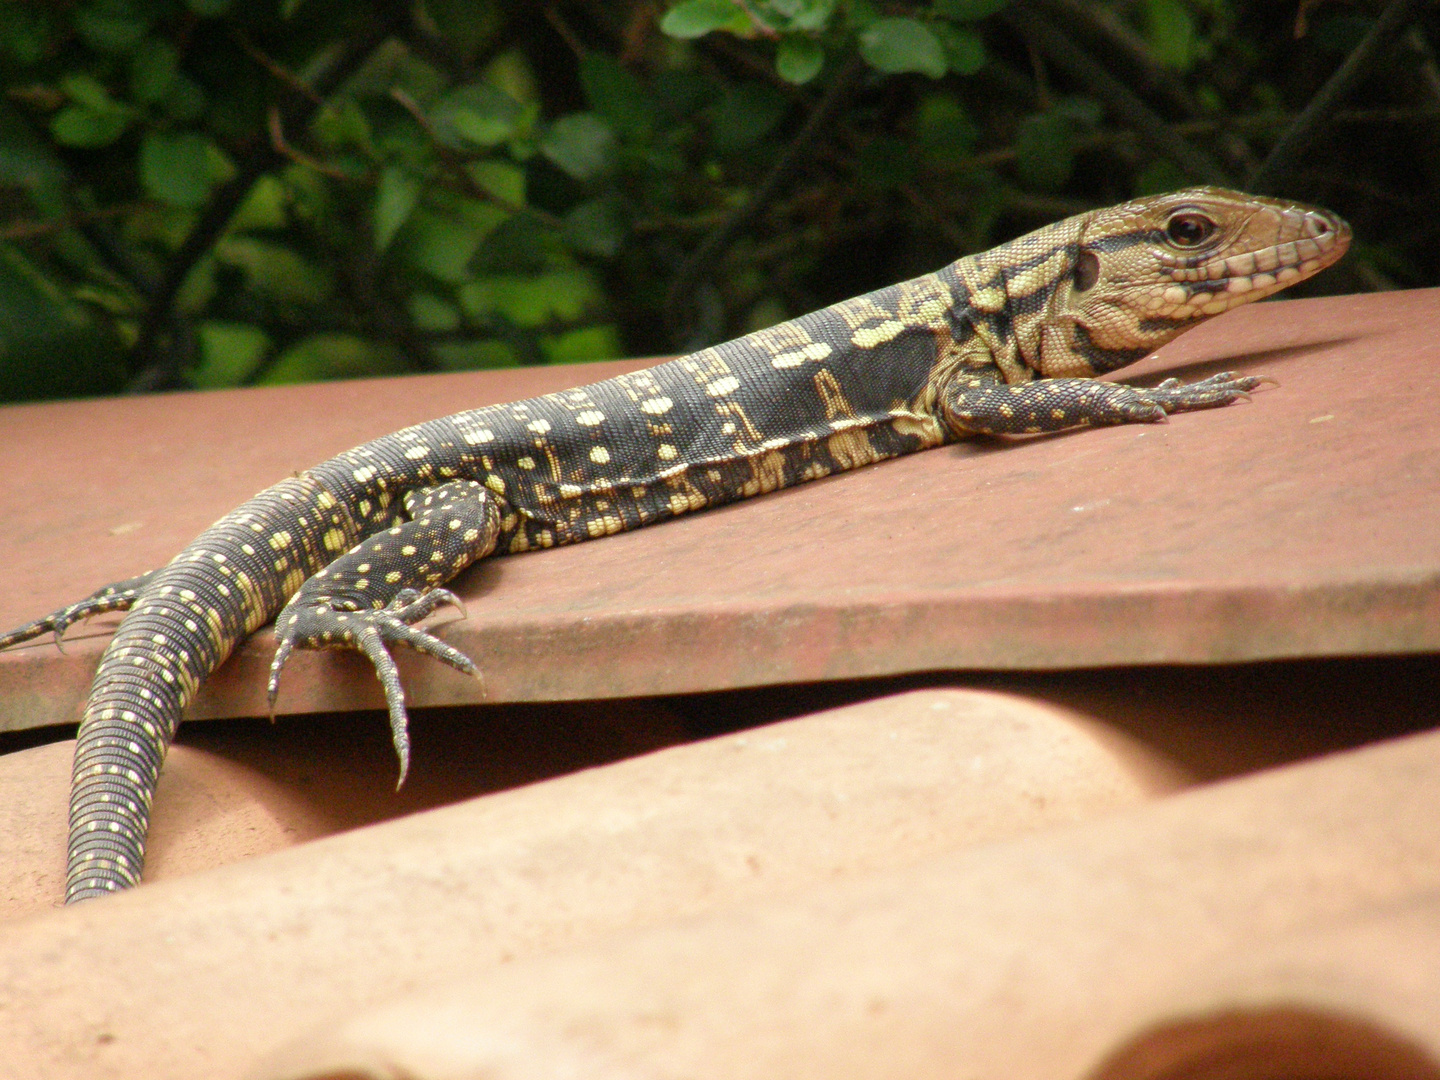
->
[266,635,294,720]
[1136,370,1268,414]
[390,587,467,624]
[267,594,481,786]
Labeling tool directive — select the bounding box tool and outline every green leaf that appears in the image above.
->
[579,54,657,138]
[281,163,329,220]
[1143,0,1196,71]
[660,0,751,39]
[1134,158,1189,196]
[408,293,462,332]
[776,36,824,84]
[932,0,1009,21]
[744,296,788,333]
[540,113,616,181]
[0,247,122,403]
[540,324,622,364]
[767,0,837,33]
[374,166,421,252]
[858,18,947,78]
[430,83,523,148]
[205,140,237,186]
[52,74,134,147]
[563,198,624,257]
[174,253,217,314]
[402,206,506,282]
[0,7,52,66]
[74,1,151,53]
[216,236,333,305]
[485,49,539,105]
[189,322,270,388]
[458,269,602,327]
[140,131,214,208]
[1014,111,1074,190]
[51,105,130,148]
[60,73,119,111]
[847,0,881,30]
[651,70,708,119]
[934,23,986,74]
[130,38,179,103]
[467,160,526,206]
[230,174,289,231]
[423,0,505,61]
[314,97,375,155]
[0,108,68,192]
[710,82,789,153]
[185,0,234,15]
[161,73,207,121]
[430,339,517,370]
[914,93,977,165]
[260,334,404,384]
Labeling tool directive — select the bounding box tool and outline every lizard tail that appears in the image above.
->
[65,474,357,902]
[67,598,209,900]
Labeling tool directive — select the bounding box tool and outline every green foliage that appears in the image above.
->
[1143,0,1197,70]
[191,321,270,387]
[859,18,948,79]
[933,0,1009,20]
[0,246,123,401]
[0,0,1431,403]
[139,131,217,208]
[373,166,421,251]
[776,37,825,85]
[540,114,615,181]
[660,0,752,39]
[262,333,405,383]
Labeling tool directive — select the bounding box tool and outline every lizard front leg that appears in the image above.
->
[939,368,1267,437]
[267,479,504,783]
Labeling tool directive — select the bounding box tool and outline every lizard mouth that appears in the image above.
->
[1147,205,1351,319]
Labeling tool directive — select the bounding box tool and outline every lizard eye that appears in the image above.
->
[1166,212,1216,247]
[1072,250,1099,292]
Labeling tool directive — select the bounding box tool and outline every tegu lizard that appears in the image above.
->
[1,187,1349,903]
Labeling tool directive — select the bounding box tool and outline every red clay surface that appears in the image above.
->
[2,288,1438,730]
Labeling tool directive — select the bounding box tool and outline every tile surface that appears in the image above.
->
[2,289,1438,729]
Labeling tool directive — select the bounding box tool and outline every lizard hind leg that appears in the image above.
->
[0,569,160,652]
[266,479,504,786]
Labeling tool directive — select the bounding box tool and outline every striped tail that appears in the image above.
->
[66,475,356,901]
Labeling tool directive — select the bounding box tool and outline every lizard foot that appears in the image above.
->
[0,570,158,653]
[1137,371,1273,414]
[267,587,478,786]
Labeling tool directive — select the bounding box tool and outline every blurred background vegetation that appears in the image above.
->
[0,0,1434,403]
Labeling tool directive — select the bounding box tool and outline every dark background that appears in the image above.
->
[0,0,1433,403]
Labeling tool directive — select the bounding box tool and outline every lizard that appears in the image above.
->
[0,187,1349,904]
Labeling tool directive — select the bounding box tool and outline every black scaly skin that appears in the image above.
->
[0,187,1350,903]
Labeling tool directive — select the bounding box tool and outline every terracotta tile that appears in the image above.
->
[0,687,1187,1077]
[0,698,690,920]
[4,289,1439,729]
[1089,903,1440,1080]
[249,727,1440,1080]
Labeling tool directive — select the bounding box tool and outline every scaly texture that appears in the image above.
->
[0,187,1349,903]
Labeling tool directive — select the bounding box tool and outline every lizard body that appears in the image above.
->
[0,187,1349,903]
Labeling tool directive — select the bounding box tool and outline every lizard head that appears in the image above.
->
[1027,186,1350,378]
